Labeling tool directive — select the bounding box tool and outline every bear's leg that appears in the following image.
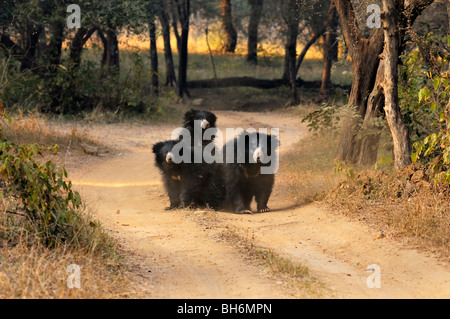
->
[255,175,274,213]
[241,189,253,212]
[179,189,192,208]
[165,179,182,210]
[255,191,271,213]
[180,169,206,209]
[227,182,252,214]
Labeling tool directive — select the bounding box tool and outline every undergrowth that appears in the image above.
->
[326,163,449,260]
[0,110,131,298]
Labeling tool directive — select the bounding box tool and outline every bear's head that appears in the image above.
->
[183,109,217,132]
[152,140,184,169]
[237,132,279,177]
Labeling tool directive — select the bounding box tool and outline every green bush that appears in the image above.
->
[399,37,450,185]
[0,49,166,116]
[411,72,450,184]
[0,111,104,248]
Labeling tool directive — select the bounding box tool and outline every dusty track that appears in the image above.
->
[68,111,449,298]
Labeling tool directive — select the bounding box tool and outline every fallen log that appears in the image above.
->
[187,76,349,90]
[188,77,288,89]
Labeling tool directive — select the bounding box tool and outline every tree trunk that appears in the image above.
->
[105,29,120,72]
[295,31,323,77]
[45,20,65,68]
[334,41,383,163]
[318,1,338,99]
[21,21,43,71]
[0,32,42,73]
[334,0,433,164]
[246,0,264,64]
[447,0,450,72]
[43,19,65,113]
[286,28,299,106]
[169,0,181,54]
[97,28,120,73]
[158,0,177,86]
[282,30,323,81]
[175,0,190,98]
[149,12,159,96]
[221,0,238,53]
[358,61,385,165]
[382,0,411,170]
[284,0,300,106]
[334,0,384,163]
[97,29,108,66]
[69,27,96,71]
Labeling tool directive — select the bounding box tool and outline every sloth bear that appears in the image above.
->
[152,139,225,210]
[180,159,225,210]
[180,109,217,148]
[223,131,279,214]
[152,140,184,210]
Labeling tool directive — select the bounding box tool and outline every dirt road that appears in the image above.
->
[68,111,449,298]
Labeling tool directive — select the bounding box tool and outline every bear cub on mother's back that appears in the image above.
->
[181,109,217,148]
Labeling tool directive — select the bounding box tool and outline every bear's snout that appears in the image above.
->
[253,147,264,163]
[201,119,210,129]
[166,152,174,163]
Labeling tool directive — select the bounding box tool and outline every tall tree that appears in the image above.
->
[20,21,43,71]
[318,0,338,100]
[69,27,97,71]
[221,0,238,53]
[333,0,384,164]
[149,3,159,96]
[382,0,411,169]
[282,0,328,82]
[283,0,300,105]
[105,28,120,72]
[246,0,264,64]
[158,0,177,86]
[334,0,434,166]
[174,0,191,98]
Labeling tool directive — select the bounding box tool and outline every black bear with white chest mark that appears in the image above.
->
[223,131,279,214]
[152,139,225,210]
[152,140,184,210]
[179,109,224,209]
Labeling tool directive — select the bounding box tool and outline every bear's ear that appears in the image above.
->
[152,141,165,154]
[184,109,196,121]
[183,109,196,129]
[209,112,217,126]
[270,134,280,148]
[264,134,279,157]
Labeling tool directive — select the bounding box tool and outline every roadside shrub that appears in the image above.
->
[401,49,450,185]
[0,109,113,252]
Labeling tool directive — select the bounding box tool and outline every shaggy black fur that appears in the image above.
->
[152,140,184,210]
[181,109,217,148]
[152,139,225,210]
[179,159,226,210]
[223,131,279,214]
